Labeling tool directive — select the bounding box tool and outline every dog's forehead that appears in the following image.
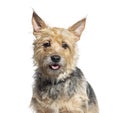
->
[39,27,76,40]
[53,28,71,36]
[42,28,71,36]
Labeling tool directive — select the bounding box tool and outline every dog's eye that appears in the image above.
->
[43,42,51,48]
[62,42,68,49]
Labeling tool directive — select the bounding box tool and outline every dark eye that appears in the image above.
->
[43,42,51,48]
[62,42,68,49]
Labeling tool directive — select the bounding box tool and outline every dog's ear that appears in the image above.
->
[68,18,86,41]
[32,11,47,33]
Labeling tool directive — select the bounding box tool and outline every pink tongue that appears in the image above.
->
[51,65,59,70]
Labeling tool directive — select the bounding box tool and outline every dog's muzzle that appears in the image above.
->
[49,55,61,70]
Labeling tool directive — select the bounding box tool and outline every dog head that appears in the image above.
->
[32,11,86,78]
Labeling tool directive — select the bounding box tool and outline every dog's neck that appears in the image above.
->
[34,67,84,85]
[33,67,85,100]
[34,69,72,85]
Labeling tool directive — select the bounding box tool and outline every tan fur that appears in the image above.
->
[31,94,88,113]
[33,28,78,77]
[30,11,99,113]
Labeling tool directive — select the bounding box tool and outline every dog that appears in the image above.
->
[30,11,99,113]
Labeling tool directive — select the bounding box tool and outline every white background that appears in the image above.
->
[0,0,120,113]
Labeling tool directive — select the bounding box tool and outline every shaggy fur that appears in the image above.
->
[30,11,99,113]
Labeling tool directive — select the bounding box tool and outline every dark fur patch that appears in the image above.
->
[87,82,97,104]
[33,67,84,100]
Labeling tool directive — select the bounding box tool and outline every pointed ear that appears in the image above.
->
[68,18,86,41]
[32,11,47,33]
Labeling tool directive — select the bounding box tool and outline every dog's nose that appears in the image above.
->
[51,55,61,62]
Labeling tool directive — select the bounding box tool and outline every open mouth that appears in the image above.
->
[49,64,60,70]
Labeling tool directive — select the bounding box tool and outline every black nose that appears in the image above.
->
[51,55,61,62]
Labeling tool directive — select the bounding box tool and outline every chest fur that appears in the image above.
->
[32,93,88,113]
[32,79,88,113]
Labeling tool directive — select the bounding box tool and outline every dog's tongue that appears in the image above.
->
[51,65,60,70]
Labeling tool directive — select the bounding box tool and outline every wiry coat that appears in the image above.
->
[31,68,98,113]
[30,11,99,113]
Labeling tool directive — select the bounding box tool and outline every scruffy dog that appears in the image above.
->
[30,11,99,113]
